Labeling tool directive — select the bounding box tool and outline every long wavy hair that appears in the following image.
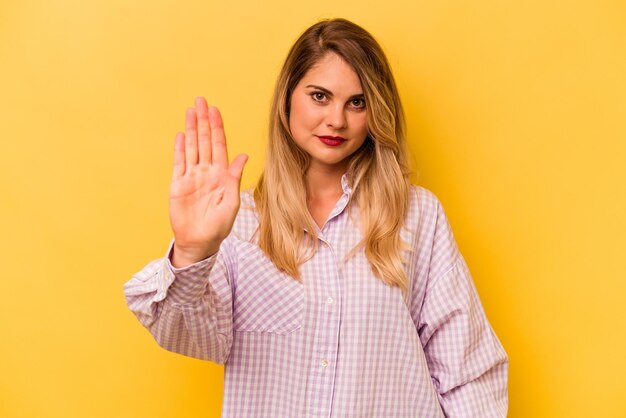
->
[253,18,412,290]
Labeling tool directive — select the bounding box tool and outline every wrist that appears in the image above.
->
[171,242,219,268]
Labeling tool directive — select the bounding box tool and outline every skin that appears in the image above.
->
[289,52,368,227]
[170,53,368,266]
[169,98,248,268]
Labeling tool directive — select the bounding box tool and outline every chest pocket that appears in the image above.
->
[232,242,304,335]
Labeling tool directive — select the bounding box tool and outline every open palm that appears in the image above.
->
[169,97,248,267]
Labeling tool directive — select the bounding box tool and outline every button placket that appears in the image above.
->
[306,207,346,416]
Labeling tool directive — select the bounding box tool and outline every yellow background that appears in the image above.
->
[1,0,625,417]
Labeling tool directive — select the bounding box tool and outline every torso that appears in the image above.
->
[307,193,343,229]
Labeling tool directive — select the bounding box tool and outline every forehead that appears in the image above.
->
[298,52,363,93]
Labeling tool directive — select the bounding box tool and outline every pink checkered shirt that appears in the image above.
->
[124,179,508,417]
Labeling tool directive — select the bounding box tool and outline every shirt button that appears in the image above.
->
[326,297,334,304]
[320,359,329,368]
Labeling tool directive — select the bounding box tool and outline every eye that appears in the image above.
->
[349,98,366,109]
[310,91,328,102]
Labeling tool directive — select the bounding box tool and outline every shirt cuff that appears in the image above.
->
[161,239,219,305]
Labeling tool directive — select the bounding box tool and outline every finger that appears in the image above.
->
[185,107,198,167]
[225,154,248,203]
[195,97,211,164]
[228,154,249,183]
[209,106,228,169]
[172,132,186,179]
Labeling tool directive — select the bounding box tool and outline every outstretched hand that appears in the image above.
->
[169,97,248,267]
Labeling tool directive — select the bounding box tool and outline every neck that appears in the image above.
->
[305,163,345,200]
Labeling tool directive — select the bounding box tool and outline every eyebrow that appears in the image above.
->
[305,85,364,99]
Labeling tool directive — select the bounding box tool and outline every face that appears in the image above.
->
[288,52,369,173]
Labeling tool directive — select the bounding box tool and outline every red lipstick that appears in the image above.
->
[317,135,346,146]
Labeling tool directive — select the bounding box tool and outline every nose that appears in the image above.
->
[325,104,347,130]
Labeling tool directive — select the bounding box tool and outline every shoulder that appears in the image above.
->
[406,184,446,230]
[410,184,441,208]
[240,187,257,210]
[406,184,461,277]
[228,188,259,244]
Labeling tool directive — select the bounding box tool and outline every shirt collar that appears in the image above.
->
[341,173,353,196]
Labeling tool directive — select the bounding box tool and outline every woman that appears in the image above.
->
[124,18,508,417]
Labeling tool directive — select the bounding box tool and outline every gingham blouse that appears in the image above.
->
[124,178,508,417]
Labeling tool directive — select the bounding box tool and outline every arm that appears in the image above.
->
[124,97,247,363]
[416,196,508,417]
[419,257,508,417]
[123,241,235,363]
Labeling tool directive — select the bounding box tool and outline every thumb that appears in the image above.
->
[224,154,248,205]
[228,154,248,185]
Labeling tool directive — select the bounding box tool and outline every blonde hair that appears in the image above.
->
[254,18,412,290]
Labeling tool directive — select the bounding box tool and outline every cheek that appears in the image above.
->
[351,113,369,137]
[290,95,321,131]
[289,95,306,128]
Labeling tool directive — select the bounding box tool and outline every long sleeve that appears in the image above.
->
[418,257,508,417]
[123,239,235,364]
[416,195,509,417]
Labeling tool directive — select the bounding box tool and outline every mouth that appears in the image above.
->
[316,135,346,146]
